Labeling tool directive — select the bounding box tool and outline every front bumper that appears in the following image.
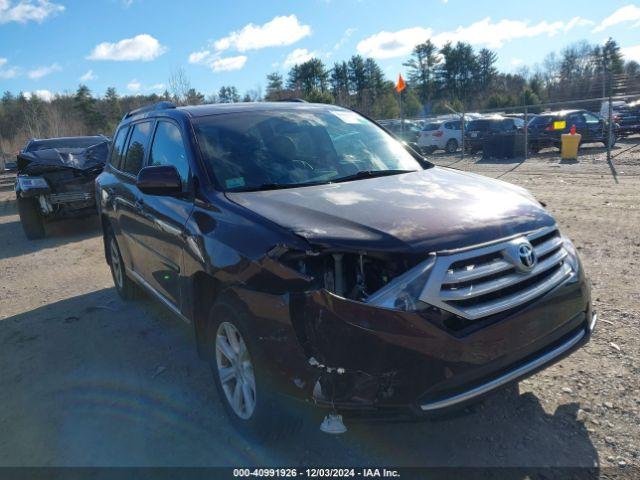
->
[419,312,595,412]
[232,265,592,418]
[331,272,588,411]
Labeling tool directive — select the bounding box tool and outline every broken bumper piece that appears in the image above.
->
[294,271,592,417]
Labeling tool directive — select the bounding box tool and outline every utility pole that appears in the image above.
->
[524,104,528,160]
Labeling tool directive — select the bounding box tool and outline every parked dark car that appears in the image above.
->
[464,116,524,154]
[15,135,110,239]
[613,100,640,136]
[96,101,595,439]
[527,109,618,152]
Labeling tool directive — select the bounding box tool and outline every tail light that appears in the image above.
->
[433,130,443,137]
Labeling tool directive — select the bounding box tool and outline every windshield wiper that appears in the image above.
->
[331,169,416,184]
[229,180,326,192]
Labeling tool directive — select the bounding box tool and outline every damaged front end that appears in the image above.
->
[274,247,442,413]
[261,230,591,417]
[16,141,109,220]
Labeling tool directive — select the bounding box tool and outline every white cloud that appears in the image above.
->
[210,55,247,72]
[333,27,356,50]
[622,44,640,62]
[357,15,593,59]
[24,89,54,101]
[88,34,166,61]
[284,48,316,67]
[511,58,524,66]
[28,63,61,79]
[0,0,64,24]
[127,79,141,92]
[356,27,432,59]
[0,66,19,78]
[213,14,311,52]
[79,69,96,81]
[189,48,248,72]
[146,82,165,91]
[0,57,20,78]
[593,5,640,32]
[188,50,211,64]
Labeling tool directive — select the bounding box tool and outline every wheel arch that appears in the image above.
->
[191,270,223,359]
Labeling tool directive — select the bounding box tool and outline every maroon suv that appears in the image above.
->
[96,101,595,439]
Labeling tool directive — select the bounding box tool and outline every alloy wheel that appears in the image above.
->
[215,321,256,420]
[109,237,123,290]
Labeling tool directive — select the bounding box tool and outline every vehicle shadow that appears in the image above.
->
[0,215,101,260]
[0,288,600,471]
[0,196,17,217]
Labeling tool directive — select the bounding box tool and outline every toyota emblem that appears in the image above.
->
[518,243,536,270]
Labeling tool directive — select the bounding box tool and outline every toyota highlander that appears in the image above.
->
[96,101,595,439]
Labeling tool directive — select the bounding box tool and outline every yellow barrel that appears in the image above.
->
[561,133,581,160]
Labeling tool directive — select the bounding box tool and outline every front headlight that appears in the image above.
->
[366,254,436,311]
[17,176,49,190]
[562,236,580,273]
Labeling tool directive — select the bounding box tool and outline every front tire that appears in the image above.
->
[17,197,45,239]
[208,299,302,441]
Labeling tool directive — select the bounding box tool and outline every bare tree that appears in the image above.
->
[168,67,192,106]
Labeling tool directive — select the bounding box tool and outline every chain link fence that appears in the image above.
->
[391,92,640,182]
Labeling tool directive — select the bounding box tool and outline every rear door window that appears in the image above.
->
[109,127,129,170]
[566,113,583,126]
[122,121,153,176]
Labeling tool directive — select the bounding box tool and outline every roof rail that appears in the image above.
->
[124,101,177,119]
[276,98,307,103]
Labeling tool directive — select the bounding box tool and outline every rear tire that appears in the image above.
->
[207,299,302,442]
[17,197,45,240]
[106,228,139,300]
[445,139,458,154]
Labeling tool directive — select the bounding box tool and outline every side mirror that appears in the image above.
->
[136,165,182,196]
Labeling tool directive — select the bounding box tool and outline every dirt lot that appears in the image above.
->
[0,140,639,470]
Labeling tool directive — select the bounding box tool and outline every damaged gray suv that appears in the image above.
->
[96,101,596,438]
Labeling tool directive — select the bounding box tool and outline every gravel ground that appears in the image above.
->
[0,139,638,472]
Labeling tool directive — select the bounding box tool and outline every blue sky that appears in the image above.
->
[1,0,640,100]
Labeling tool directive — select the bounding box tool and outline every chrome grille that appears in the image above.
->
[420,226,573,320]
[48,192,94,204]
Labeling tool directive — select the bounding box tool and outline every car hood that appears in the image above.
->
[226,167,555,253]
[17,141,109,173]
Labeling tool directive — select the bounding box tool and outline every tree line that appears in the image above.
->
[1,37,638,154]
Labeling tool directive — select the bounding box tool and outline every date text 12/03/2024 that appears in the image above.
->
[233,468,401,477]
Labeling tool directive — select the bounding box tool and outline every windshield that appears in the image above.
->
[194,108,423,191]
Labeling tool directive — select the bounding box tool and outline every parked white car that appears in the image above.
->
[417,120,462,154]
